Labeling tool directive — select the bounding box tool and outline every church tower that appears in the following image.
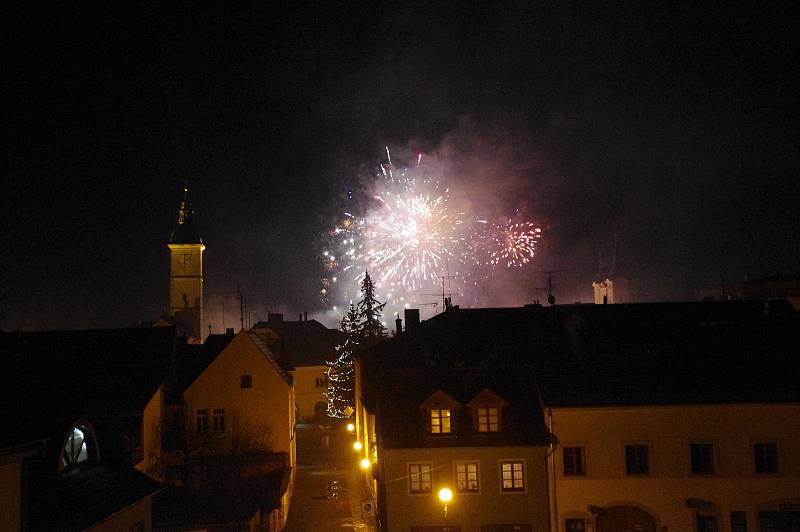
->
[167,183,205,343]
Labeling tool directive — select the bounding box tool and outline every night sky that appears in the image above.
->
[4,3,799,331]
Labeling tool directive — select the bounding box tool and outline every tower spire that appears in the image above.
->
[170,181,202,244]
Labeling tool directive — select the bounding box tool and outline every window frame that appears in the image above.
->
[213,408,225,433]
[753,441,779,475]
[499,459,526,493]
[689,442,716,475]
[562,446,586,477]
[407,462,434,495]
[624,443,650,476]
[565,518,587,532]
[454,461,480,493]
[430,408,452,434]
[476,406,500,433]
[196,409,208,433]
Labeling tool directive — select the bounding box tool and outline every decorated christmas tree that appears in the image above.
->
[325,302,359,418]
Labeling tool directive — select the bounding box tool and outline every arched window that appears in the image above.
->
[59,422,99,470]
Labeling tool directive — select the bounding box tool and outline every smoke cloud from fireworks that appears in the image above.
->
[320,137,544,321]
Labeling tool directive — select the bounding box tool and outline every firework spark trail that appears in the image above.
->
[365,192,460,290]
[488,222,542,268]
[320,149,542,317]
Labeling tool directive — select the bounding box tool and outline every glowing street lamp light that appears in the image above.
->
[353,441,363,451]
[346,423,355,432]
[438,488,453,531]
[360,458,371,470]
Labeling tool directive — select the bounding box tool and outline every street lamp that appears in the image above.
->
[438,488,453,531]
[353,441,363,451]
[346,423,355,432]
[360,458,371,470]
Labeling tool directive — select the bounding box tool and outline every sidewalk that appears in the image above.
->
[345,466,377,531]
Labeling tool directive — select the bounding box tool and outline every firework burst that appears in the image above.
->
[321,149,542,318]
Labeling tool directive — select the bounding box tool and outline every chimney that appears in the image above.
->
[404,309,420,332]
[226,327,235,336]
[395,316,402,336]
[304,311,308,321]
[299,313,302,321]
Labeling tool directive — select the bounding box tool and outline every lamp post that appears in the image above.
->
[438,488,453,532]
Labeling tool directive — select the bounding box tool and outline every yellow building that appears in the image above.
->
[358,301,800,532]
[252,313,345,422]
[360,314,553,531]
[546,404,800,532]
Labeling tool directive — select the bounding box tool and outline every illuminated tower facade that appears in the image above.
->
[168,183,205,343]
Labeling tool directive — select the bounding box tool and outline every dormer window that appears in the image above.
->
[430,409,452,434]
[63,427,89,467]
[477,407,499,432]
[59,420,99,471]
[468,388,509,433]
[418,390,461,435]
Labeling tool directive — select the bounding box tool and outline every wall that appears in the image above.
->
[136,384,165,478]
[182,332,294,457]
[382,446,549,532]
[550,403,800,532]
[293,365,328,422]
[0,456,23,532]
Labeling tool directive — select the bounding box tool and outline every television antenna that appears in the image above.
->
[534,270,564,306]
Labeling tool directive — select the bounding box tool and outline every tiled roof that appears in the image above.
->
[248,332,294,385]
[362,300,800,420]
[254,319,346,367]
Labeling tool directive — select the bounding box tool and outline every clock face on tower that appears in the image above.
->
[181,252,193,268]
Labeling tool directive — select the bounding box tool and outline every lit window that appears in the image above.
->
[754,442,779,474]
[61,427,89,468]
[625,444,649,475]
[500,460,525,491]
[477,407,500,432]
[213,409,225,433]
[456,462,479,492]
[196,409,208,433]
[240,374,252,388]
[430,409,451,434]
[408,463,432,494]
[563,447,585,476]
[690,443,715,474]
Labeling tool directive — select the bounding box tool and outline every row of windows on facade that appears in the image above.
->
[407,460,526,495]
[429,407,501,434]
[562,442,780,476]
[196,409,226,433]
